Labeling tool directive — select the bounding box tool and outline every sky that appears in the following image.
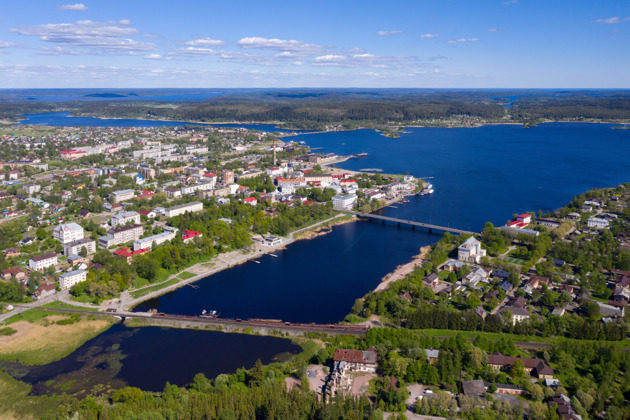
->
[0,0,628,88]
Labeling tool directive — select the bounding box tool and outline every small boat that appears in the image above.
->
[401,199,410,203]
[427,188,434,194]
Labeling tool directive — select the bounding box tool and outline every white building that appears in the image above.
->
[63,238,96,256]
[133,229,177,251]
[59,269,87,290]
[53,222,84,244]
[23,184,41,196]
[110,211,141,227]
[180,181,214,195]
[587,217,610,229]
[458,237,487,264]
[29,252,58,271]
[98,224,144,248]
[110,189,135,203]
[165,201,203,218]
[332,194,358,211]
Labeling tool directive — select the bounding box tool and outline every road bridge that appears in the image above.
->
[351,211,477,235]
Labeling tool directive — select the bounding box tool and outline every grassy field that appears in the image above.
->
[0,315,113,365]
[0,371,66,419]
[2,309,51,325]
[178,271,196,280]
[41,301,100,312]
[130,277,180,298]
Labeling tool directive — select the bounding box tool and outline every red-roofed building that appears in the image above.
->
[244,197,257,206]
[59,150,87,161]
[204,173,217,178]
[138,210,156,218]
[137,190,155,199]
[333,348,378,373]
[517,213,532,225]
[182,230,203,243]
[113,247,149,264]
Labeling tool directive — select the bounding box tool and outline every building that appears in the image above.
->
[221,169,235,185]
[53,222,84,244]
[34,282,56,300]
[59,269,87,290]
[181,181,214,195]
[332,194,358,211]
[113,247,149,264]
[182,230,203,243]
[23,184,41,196]
[110,189,135,203]
[262,236,282,246]
[487,353,554,378]
[332,348,378,373]
[139,210,156,219]
[500,306,530,325]
[244,197,258,206]
[462,380,486,396]
[165,201,203,218]
[63,238,96,256]
[587,217,610,229]
[110,211,141,227]
[458,237,486,264]
[1,267,26,283]
[29,252,58,271]
[133,229,177,251]
[98,224,144,248]
[59,149,87,160]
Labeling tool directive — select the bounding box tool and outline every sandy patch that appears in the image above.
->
[375,245,431,292]
[0,316,111,365]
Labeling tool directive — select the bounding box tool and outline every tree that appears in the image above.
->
[36,227,47,240]
[581,301,600,321]
[80,246,88,257]
[249,359,264,387]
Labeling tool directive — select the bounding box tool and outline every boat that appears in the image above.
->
[355,153,368,158]
[401,199,410,203]
[427,188,434,194]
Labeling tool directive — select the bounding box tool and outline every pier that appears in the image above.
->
[351,211,477,235]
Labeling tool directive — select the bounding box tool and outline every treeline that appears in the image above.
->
[511,96,630,121]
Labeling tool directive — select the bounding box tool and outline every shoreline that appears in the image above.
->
[374,245,432,292]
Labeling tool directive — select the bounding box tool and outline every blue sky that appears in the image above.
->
[0,0,628,88]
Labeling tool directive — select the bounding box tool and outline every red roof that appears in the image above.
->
[182,230,203,241]
[113,247,148,258]
[204,173,217,177]
[60,149,86,154]
[517,213,531,219]
[244,197,257,203]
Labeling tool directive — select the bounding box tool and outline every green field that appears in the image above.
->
[178,271,196,280]
[41,301,100,312]
[130,278,180,298]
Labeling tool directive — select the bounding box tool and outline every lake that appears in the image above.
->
[2,323,300,394]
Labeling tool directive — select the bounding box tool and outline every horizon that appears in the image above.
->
[0,1,629,89]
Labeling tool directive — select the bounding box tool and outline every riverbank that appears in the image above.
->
[292,215,356,241]
[375,245,431,292]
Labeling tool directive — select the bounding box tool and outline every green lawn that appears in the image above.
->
[178,271,196,280]
[504,257,526,265]
[130,277,180,298]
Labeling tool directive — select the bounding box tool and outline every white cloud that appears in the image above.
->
[447,38,479,43]
[377,30,402,36]
[168,47,217,56]
[11,20,155,52]
[312,53,419,68]
[488,28,499,32]
[237,36,323,53]
[144,53,171,60]
[59,3,88,11]
[420,33,439,38]
[218,51,279,66]
[185,37,225,46]
[503,0,517,4]
[596,16,630,24]
[0,41,15,48]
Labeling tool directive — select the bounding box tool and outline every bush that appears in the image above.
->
[0,327,17,336]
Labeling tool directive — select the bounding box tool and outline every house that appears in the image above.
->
[113,247,149,264]
[59,269,87,290]
[110,189,135,203]
[244,197,258,206]
[182,230,203,243]
[457,237,486,264]
[332,348,378,373]
[3,247,20,258]
[138,210,156,219]
[53,222,84,244]
[487,353,553,377]
[523,275,549,295]
[534,361,555,379]
[487,383,526,396]
[501,306,530,325]
[584,198,604,207]
[425,349,440,364]
[262,236,282,246]
[164,187,182,198]
[587,217,609,229]
[507,296,527,308]
[498,280,512,293]
[33,282,56,300]
[550,307,566,316]
[422,273,439,288]
[596,301,625,318]
[29,252,58,271]
[443,260,465,272]
[1,267,26,283]
[536,218,562,228]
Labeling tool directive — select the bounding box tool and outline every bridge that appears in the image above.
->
[351,211,477,235]
[37,307,370,337]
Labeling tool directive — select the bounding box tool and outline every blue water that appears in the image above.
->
[5,324,300,393]
[18,112,303,133]
[289,124,630,231]
[136,221,438,323]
